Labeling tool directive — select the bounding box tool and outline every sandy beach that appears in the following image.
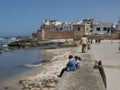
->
[0,40,120,90]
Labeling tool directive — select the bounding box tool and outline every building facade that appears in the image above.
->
[91,22,113,35]
[73,23,91,39]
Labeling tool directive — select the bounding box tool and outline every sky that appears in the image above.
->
[0,0,120,36]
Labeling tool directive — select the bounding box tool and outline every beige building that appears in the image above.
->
[73,24,91,40]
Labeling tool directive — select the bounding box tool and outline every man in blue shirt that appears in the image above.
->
[57,55,76,77]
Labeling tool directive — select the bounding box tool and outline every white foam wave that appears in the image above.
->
[24,64,41,68]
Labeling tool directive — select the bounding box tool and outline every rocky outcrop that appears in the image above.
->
[8,39,39,49]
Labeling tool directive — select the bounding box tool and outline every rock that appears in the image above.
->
[45,83,56,88]
[33,82,42,87]
[41,87,49,90]
[4,86,9,89]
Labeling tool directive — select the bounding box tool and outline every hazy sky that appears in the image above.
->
[0,0,120,36]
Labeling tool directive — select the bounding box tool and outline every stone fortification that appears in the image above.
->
[32,29,73,40]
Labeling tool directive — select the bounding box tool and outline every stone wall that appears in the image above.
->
[56,54,106,90]
[32,30,73,40]
[32,29,120,40]
[87,33,120,40]
[44,30,73,40]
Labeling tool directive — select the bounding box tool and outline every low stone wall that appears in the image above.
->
[87,33,120,40]
[56,53,106,90]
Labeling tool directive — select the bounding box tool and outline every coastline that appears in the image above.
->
[0,47,73,90]
[0,40,120,90]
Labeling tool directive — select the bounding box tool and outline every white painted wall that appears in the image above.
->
[92,22,113,34]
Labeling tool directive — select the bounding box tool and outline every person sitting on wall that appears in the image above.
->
[74,56,81,69]
[93,60,107,89]
[57,55,76,77]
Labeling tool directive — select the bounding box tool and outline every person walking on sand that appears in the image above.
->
[80,35,88,53]
[93,60,107,89]
[57,55,76,77]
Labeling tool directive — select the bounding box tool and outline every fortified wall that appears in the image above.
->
[32,29,73,40]
[32,29,120,40]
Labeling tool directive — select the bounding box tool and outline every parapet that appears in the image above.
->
[55,53,106,90]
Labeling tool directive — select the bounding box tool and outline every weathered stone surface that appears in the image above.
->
[55,53,105,90]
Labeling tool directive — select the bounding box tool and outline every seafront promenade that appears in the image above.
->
[90,40,120,90]
[0,40,120,90]
[56,40,120,90]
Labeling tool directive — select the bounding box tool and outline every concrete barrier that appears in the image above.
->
[56,53,106,90]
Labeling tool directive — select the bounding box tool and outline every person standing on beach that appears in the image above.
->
[93,60,107,89]
[57,55,76,77]
[80,35,88,53]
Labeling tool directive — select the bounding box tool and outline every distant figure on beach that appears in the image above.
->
[118,42,120,52]
[90,38,93,44]
[57,55,76,77]
[93,60,107,89]
[80,35,88,53]
[95,38,98,44]
[87,38,91,50]
[98,38,101,44]
[74,56,81,69]
[95,38,101,44]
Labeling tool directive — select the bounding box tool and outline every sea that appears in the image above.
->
[0,37,44,80]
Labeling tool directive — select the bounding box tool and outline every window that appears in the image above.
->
[78,27,80,31]
[91,25,93,28]
[96,27,100,31]
[107,28,110,32]
[87,22,89,24]
[60,28,63,30]
[103,27,107,31]
[90,29,92,32]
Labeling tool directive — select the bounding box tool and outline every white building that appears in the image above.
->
[56,22,73,30]
[43,19,62,26]
[53,21,62,26]
[91,22,113,35]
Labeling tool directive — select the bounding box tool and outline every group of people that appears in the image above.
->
[57,55,81,77]
[80,35,102,53]
[95,38,101,44]
[57,35,107,89]
[57,55,107,89]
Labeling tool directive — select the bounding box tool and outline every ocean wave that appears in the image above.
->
[24,64,41,68]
